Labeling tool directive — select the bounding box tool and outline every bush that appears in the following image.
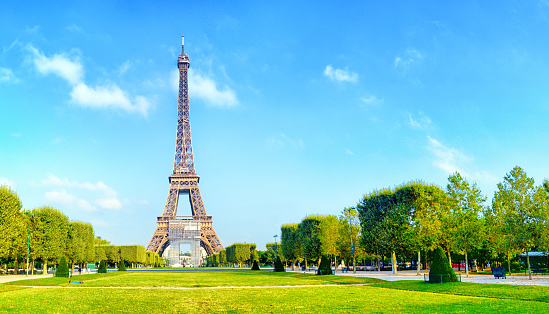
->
[429,247,457,283]
[251,260,260,270]
[98,260,107,273]
[119,260,126,272]
[274,256,285,272]
[55,256,70,278]
[318,256,332,275]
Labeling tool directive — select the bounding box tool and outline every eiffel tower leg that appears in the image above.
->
[147,185,180,255]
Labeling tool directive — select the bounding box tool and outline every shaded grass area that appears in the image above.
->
[376,280,549,303]
[9,271,382,288]
[3,284,549,313]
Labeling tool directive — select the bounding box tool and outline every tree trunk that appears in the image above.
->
[291,259,295,271]
[416,250,421,275]
[447,248,452,268]
[391,251,397,274]
[304,259,308,268]
[377,255,381,271]
[507,252,512,275]
[43,261,47,276]
[4,263,8,275]
[14,256,19,274]
[465,250,469,277]
[527,250,532,280]
[31,260,34,275]
[71,262,74,277]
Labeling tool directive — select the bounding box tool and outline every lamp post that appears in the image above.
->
[348,207,356,274]
[25,211,32,277]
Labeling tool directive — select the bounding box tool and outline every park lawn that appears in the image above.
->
[377,280,549,303]
[8,270,382,287]
[3,283,549,313]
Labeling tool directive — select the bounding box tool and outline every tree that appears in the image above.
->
[446,172,486,277]
[491,166,549,280]
[0,185,24,273]
[281,224,302,270]
[55,256,69,278]
[266,242,282,263]
[218,249,227,267]
[320,215,340,270]
[32,206,69,275]
[66,221,95,274]
[428,246,457,283]
[298,216,324,265]
[338,207,364,271]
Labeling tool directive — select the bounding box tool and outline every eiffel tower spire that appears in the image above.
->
[147,36,223,257]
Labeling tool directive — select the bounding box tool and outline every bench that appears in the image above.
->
[340,267,348,273]
[531,269,546,276]
[491,267,506,279]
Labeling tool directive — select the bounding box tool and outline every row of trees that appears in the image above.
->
[280,208,363,270]
[279,166,549,279]
[95,244,161,268]
[0,185,96,274]
[0,185,159,274]
[206,243,258,267]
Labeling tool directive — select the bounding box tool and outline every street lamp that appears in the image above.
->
[348,207,356,274]
[25,211,33,277]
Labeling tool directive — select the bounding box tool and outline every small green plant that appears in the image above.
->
[428,247,457,283]
[251,260,260,270]
[274,257,285,272]
[98,260,107,274]
[118,260,126,272]
[55,256,70,278]
[318,256,332,275]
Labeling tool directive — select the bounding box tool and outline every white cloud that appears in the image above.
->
[70,83,150,116]
[96,197,122,210]
[28,45,150,117]
[345,149,356,155]
[394,49,423,68]
[408,112,431,129]
[360,96,383,107]
[40,174,119,212]
[323,65,358,83]
[0,178,15,189]
[426,136,497,185]
[266,133,303,149]
[0,67,17,83]
[28,45,83,85]
[44,189,76,205]
[187,68,238,108]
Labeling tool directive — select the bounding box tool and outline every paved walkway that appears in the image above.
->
[0,274,53,284]
[330,269,549,286]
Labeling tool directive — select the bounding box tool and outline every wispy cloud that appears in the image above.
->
[345,148,356,155]
[186,68,238,108]
[0,67,17,83]
[266,133,304,149]
[394,48,423,69]
[0,178,15,189]
[40,174,121,212]
[360,96,383,107]
[408,112,431,129]
[323,65,358,83]
[28,45,151,117]
[426,136,497,184]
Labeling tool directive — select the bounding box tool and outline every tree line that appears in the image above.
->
[0,185,160,275]
[279,166,549,279]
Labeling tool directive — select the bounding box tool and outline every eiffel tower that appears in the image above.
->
[147,36,223,257]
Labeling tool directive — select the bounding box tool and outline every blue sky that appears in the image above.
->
[2,1,549,250]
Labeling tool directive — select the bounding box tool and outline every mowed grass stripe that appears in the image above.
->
[2,284,549,313]
[8,271,381,287]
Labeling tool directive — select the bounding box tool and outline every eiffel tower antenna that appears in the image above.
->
[147,36,223,259]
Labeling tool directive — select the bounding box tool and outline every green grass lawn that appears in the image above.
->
[7,270,381,287]
[3,271,549,313]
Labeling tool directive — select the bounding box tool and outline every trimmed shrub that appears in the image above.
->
[55,256,70,278]
[429,247,457,283]
[274,256,285,272]
[98,260,107,273]
[119,260,127,271]
[318,256,332,275]
[251,260,260,270]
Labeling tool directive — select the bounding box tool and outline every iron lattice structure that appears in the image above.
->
[147,36,223,257]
